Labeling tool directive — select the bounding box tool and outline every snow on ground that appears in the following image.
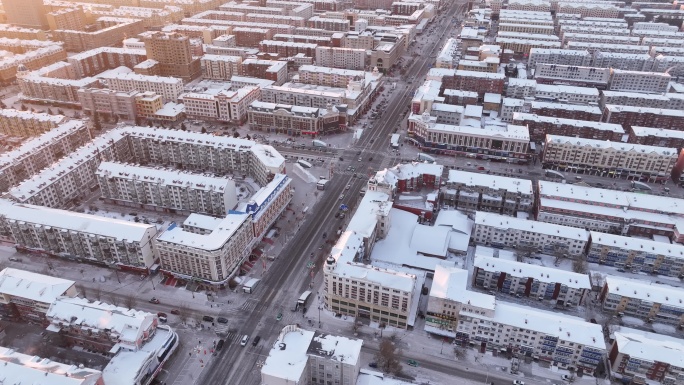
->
[589,262,684,290]
[291,163,318,183]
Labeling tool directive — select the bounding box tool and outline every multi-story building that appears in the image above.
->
[307,16,350,31]
[566,42,649,55]
[247,101,340,136]
[261,325,362,385]
[0,109,65,137]
[2,0,48,29]
[473,248,591,304]
[442,170,534,215]
[513,112,624,143]
[628,126,684,150]
[180,86,260,123]
[46,296,158,353]
[557,3,621,18]
[531,101,602,121]
[537,181,684,240]
[609,70,671,94]
[408,114,531,162]
[201,55,242,80]
[47,7,86,31]
[0,200,159,270]
[603,105,684,131]
[97,162,237,216]
[588,232,684,277]
[259,40,317,58]
[0,345,103,384]
[592,52,653,72]
[534,84,600,105]
[473,212,589,256]
[427,264,605,375]
[51,17,146,53]
[77,88,138,121]
[534,64,612,87]
[505,78,538,99]
[297,65,369,88]
[495,37,561,55]
[542,135,677,182]
[600,275,684,326]
[0,45,67,84]
[370,162,443,194]
[142,31,201,82]
[443,70,505,97]
[241,59,288,85]
[99,71,184,103]
[507,0,551,12]
[609,327,684,384]
[0,25,47,40]
[527,48,591,70]
[324,190,418,329]
[233,27,273,48]
[0,268,76,324]
[66,47,147,78]
[600,91,684,111]
[0,120,91,193]
[315,47,366,70]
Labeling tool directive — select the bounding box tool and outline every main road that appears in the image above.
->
[198,2,470,384]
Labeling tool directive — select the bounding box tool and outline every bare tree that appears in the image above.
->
[351,315,359,333]
[178,302,190,324]
[75,284,87,299]
[92,286,102,301]
[122,293,137,309]
[375,338,402,374]
[107,292,120,306]
[572,258,588,274]
[454,344,467,359]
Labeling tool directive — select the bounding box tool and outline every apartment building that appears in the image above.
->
[473,212,589,256]
[308,16,350,31]
[498,23,555,35]
[566,42,649,55]
[46,296,158,353]
[0,345,103,385]
[603,105,684,131]
[512,113,624,143]
[542,135,677,182]
[608,70,671,94]
[97,162,237,217]
[241,59,288,85]
[507,0,551,12]
[52,17,146,53]
[443,89,478,106]
[531,102,602,122]
[315,47,366,70]
[592,52,653,72]
[427,265,605,375]
[180,86,260,123]
[473,249,591,304]
[527,48,591,70]
[247,101,340,136]
[495,37,561,56]
[261,325,362,385]
[408,114,530,162]
[537,181,684,239]
[273,33,333,47]
[534,64,611,87]
[562,33,639,47]
[232,27,272,48]
[201,55,242,80]
[600,91,684,111]
[47,7,86,31]
[609,328,684,384]
[442,70,505,96]
[0,120,91,193]
[2,0,48,29]
[600,275,684,326]
[66,47,147,78]
[0,25,47,41]
[442,170,533,215]
[77,88,138,121]
[506,78,537,99]
[588,232,684,278]
[0,200,159,270]
[0,109,65,137]
[142,31,201,82]
[535,84,600,105]
[259,40,317,58]
[557,3,621,18]
[100,72,184,103]
[628,126,684,150]
[0,45,67,84]
[0,268,76,324]
[297,65,368,87]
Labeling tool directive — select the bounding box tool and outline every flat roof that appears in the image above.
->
[156,212,250,251]
[605,275,684,309]
[0,346,102,385]
[513,113,624,133]
[590,231,684,261]
[447,170,533,194]
[475,211,589,241]
[546,135,677,156]
[613,327,684,369]
[96,162,233,192]
[431,264,496,310]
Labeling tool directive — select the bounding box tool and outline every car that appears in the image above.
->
[339,194,344,200]
[149,298,160,304]
[407,359,418,367]
[252,336,261,346]
[513,381,525,385]
[276,313,283,321]
[216,339,225,351]
[322,232,327,239]
[357,151,362,155]
[217,317,228,324]
[358,157,362,162]
[171,309,180,315]
[561,374,573,382]
[202,315,214,322]
[590,318,597,324]
[8,257,22,262]
[240,335,249,347]
[368,157,373,161]
[346,184,350,190]
[158,315,167,323]
[353,173,357,178]
[368,362,378,368]
[334,212,340,218]
[157,312,167,318]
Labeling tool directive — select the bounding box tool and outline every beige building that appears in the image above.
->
[0,45,67,84]
[51,17,145,52]
[248,101,340,136]
[47,7,86,31]
[2,0,48,29]
[297,65,369,87]
[315,47,366,70]
[542,135,678,182]
[142,31,201,82]
[0,268,76,324]
[201,55,242,80]
[600,276,684,326]
[78,88,138,121]
[100,71,184,103]
[180,86,260,123]
[0,109,65,137]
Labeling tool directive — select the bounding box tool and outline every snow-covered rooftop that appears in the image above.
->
[156,212,250,251]
[475,211,589,241]
[613,327,684,369]
[591,231,684,261]
[447,170,533,195]
[513,113,624,134]
[96,162,234,193]
[0,268,74,304]
[431,264,496,311]
[604,275,684,308]
[474,252,591,289]
[0,346,102,385]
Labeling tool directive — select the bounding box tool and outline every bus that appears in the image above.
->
[297,159,312,168]
[317,179,329,190]
[295,290,313,312]
[390,134,400,149]
[417,153,436,163]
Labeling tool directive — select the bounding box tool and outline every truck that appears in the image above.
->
[295,290,313,312]
[317,179,329,190]
[243,278,261,294]
[390,134,400,149]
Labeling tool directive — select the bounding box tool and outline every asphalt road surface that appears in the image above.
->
[197,3,470,384]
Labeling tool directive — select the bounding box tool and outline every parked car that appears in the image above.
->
[252,336,261,346]
[368,362,378,368]
[149,297,160,304]
[477,166,486,171]
[216,339,225,351]
[561,374,573,382]
[407,359,418,367]
[276,313,283,321]
[202,315,214,322]
[217,317,228,324]
[171,309,180,315]
[512,381,525,385]
[157,312,167,318]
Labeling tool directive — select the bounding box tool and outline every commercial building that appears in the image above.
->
[609,327,684,384]
[0,200,159,270]
[97,162,237,217]
[600,275,684,326]
[473,212,589,257]
[512,113,624,143]
[247,101,340,136]
[0,120,91,193]
[0,268,76,324]
[473,248,591,304]
[542,135,677,182]
[261,325,362,385]
[142,31,201,82]
[0,345,103,385]
[442,170,533,215]
[46,296,158,353]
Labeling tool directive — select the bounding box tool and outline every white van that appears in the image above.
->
[240,335,249,347]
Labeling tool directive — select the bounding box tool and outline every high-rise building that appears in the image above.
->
[2,0,49,29]
[141,32,201,82]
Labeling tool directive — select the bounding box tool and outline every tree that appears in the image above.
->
[107,292,120,306]
[92,111,102,131]
[92,286,102,301]
[47,108,53,115]
[454,344,467,359]
[232,131,240,138]
[0,101,6,109]
[73,112,81,119]
[375,338,402,374]
[201,127,207,134]
[20,104,27,111]
[123,293,137,309]
[57,109,64,115]
[572,258,588,274]
[178,302,190,324]
[180,123,187,131]
[245,134,251,140]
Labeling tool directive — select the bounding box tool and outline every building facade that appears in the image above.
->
[600,276,684,326]
[0,268,76,324]
[443,170,534,215]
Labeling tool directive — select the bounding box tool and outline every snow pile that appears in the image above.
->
[291,163,318,183]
